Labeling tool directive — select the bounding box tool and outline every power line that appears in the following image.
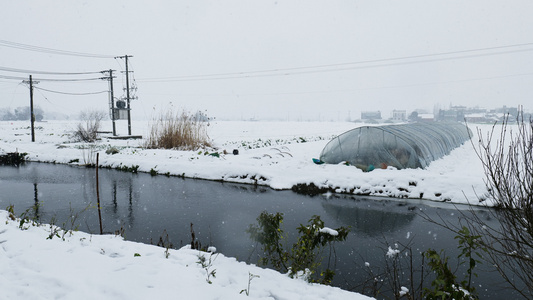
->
[0,39,115,58]
[0,65,104,75]
[140,71,533,98]
[138,42,533,82]
[0,73,105,82]
[33,86,108,96]
[275,71,533,95]
[0,74,28,81]
[32,77,105,82]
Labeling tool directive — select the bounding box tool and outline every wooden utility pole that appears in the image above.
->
[124,55,132,136]
[110,69,116,136]
[103,69,117,136]
[116,55,134,135]
[29,75,35,142]
[23,75,38,142]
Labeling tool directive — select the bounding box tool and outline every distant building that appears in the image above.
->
[438,109,464,122]
[435,105,468,122]
[464,113,485,123]
[392,110,406,121]
[464,113,497,123]
[450,105,467,111]
[437,105,521,123]
[494,106,518,118]
[418,114,435,122]
[438,110,457,122]
[361,111,382,120]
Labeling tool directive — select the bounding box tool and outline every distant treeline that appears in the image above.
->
[0,106,43,121]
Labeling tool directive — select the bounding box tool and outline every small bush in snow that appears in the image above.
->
[247,211,349,285]
[240,272,260,296]
[105,146,119,155]
[73,110,106,142]
[197,252,218,284]
[423,227,482,300]
[362,227,482,299]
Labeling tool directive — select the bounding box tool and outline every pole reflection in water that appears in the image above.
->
[33,182,40,221]
[0,162,520,299]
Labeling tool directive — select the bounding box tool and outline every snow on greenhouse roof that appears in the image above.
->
[319,122,472,171]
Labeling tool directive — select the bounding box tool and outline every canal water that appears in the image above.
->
[0,162,520,298]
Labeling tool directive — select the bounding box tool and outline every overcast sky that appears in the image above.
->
[1,1,532,121]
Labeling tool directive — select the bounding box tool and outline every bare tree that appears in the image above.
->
[74,110,106,142]
[451,114,533,298]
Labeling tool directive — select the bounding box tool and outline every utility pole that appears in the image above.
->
[124,55,132,136]
[116,55,134,135]
[103,69,117,136]
[29,75,35,142]
[110,69,116,136]
[23,75,38,142]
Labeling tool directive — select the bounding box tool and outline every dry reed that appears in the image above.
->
[146,109,211,150]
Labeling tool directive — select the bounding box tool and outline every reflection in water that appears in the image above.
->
[322,199,416,236]
[0,162,520,299]
[33,183,40,221]
[107,178,136,227]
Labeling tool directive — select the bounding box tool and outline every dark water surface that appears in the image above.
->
[0,163,520,298]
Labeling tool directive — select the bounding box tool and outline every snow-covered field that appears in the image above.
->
[1,120,493,205]
[0,119,496,299]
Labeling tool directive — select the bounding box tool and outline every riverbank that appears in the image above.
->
[0,120,493,206]
[0,210,372,300]
[0,151,26,165]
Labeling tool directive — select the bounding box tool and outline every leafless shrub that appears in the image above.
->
[467,113,533,298]
[357,240,426,299]
[433,113,533,298]
[80,144,98,166]
[145,108,212,150]
[74,110,106,142]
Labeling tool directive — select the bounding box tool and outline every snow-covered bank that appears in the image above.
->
[0,210,372,300]
[0,120,503,299]
[0,120,492,205]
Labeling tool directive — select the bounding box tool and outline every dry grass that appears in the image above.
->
[145,109,212,150]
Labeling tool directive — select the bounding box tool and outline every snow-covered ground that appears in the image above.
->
[0,119,497,299]
[0,210,372,300]
[1,120,493,205]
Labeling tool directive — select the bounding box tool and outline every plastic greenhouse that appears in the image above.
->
[319,122,472,171]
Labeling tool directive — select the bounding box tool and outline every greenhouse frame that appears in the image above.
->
[319,122,472,171]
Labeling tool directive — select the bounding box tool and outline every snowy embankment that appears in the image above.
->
[0,120,492,205]
[0,120,493,299]
[0,211,372,300]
